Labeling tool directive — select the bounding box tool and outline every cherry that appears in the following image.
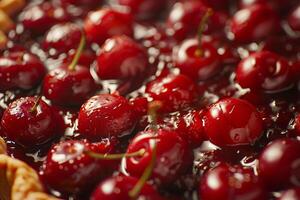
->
[19,2,70,34]
[91,175,164,200]
[40,139,116,194]
[173,38,221,81]
[228,4,279,43]
[145,74,198,113]
[84,8,134,45]
[78,94,137,140]
[116,0,167,20]
[295,114,300,136]
[278,188,300,200]
[96,35,148,80]
[203,98,263,147]
[199,164,267,200]
[1,97,58,147]
[258,138,300,190]
[42,23,82,56]
[123,129,193,184]
[288,4,300,33]
[236,51,293,92]
[58,0,103,6]
[0,51,46,91]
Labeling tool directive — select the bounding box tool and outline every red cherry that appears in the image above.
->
[145,74,198,113]
[1,97,59,147]
[123,129,193,184]
[91,175,164,200]
[200,164,267,200]
[58,0,103,6]
[258,138,300,189]
[96,35,148,80]
[236,51,293,92]
[40,139,116,194]
[288,4,300,33]
[42,23,82,56]
[78,94,137,140]
[229,4,279,43]
[19,2,70,34]
[203,98,263,147]
[173,38,221,81]
[43,64,97,106]
[278,188,300,200]
[295,114,300,136]
[84,8,134,45]
[0,51,46,91]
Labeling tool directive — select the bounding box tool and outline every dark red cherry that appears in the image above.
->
[145,74,198,113]
[40,139,116,194]
[200,164,267,200]
[116,0,167,20]
[91,175,164,200]
[43,64,98,106]
[295,114,300,136]
[123,129,193,184]
[173,38,221,81]
[1,97,58,147]
[258,138,300,189]
[19,2,70,34]
[84,8,134,45]
[278,188,300,200]
[43,23,82,56]
[0,51,46,91]
[236,51,293,92]
[288,4,300,33]
[78,94,137,140]
[203,98,263,147]
[96,35,148,80]
[229,4,279,43]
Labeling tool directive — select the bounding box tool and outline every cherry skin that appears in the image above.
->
[43,23,82,56]
[1,97,58,147]
[199,164,267,200]
[19,2,70,34]
[288,4,300,33]
[58,0,103,6]
[78,94,137,140]
[96,35,148,80]
[123,129,193,184]
[203,98,263,147]
[43,64,98,106]
[236,51,293,92]
[40,139,116,194]
[84,8,134,45]
[229,4,279,43]
[91,175,165,200]
[295,114,300,136]
[0,51,46,91]
[173,38,221,81]
[258,138,300,190]
[278,188,300,200]
[145,74,198,113]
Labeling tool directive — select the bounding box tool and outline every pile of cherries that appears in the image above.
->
[0,0,300,199]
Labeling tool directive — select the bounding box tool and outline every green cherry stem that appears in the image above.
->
[68,31,86,71]
[84,148,146,160]
[29,96,42,113]
[195,8,213,57]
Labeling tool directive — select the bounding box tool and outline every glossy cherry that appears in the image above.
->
[258,138,300,189]
[96,35,148,80]
[145,74,198,113]
[40,139,116,194]
[236,51,293,92]
[1,97,58,147]
[123,129,193,184]
[288,4,300,33]
[203,98,263,147]
[173,38,221,81]
[199,164,267,200]
[78,94,137,140]
[278,188,300,200]
[229,4,279,43]
[0,51,46,91]
[84,8,134,45]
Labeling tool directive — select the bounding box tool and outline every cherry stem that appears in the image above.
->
[195,8,213,57]
[68,31,86,71]
[128,101,162,199]
[85,148,145,160]
[29,96,42,113]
